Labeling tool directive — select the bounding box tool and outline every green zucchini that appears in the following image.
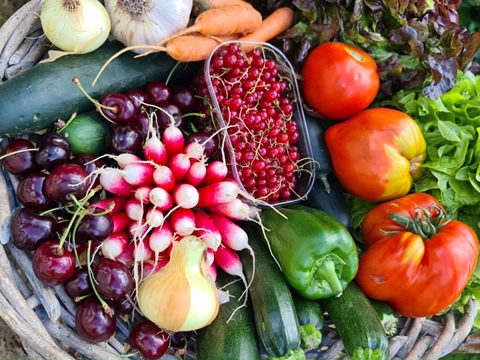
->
[0,41,195,137]
[293,295,324,350]
[240,224,300,357]
[61,112,111,155]
[321,283,389,359]
[196,272,260,360]
[371,300,399,336]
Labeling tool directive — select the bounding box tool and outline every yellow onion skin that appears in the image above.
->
[138,236,219,332]
[41,0,111,54]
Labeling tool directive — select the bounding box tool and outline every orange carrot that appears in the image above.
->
[160,5,262,45]
[193,0,253,15]
[163,34,241,62]
[239,7,294,45]
[92,34,240,86]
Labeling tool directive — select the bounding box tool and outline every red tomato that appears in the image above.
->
[301,42,380,120]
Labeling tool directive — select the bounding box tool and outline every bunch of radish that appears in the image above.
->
[88,114,258,289]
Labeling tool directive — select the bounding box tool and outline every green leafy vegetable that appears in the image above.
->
[270,0,480,98]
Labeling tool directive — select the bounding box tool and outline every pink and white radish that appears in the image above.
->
[135,185,153,204]
[149,222,173,255]
[153,166,175,192]
[111,212,130,233]
[149,187,173,211]
[125,198,144,221]
[184,141,204,161]
[206,248,215,265]
[101,232,128,260]
[194,211,221,251]
[141,256,169,278]
[91,197,126,214]
[169,153,191,181]
[133,236,154,262]
[115,153,141,168]
[171,208,195,236]
[209,263,217,281]
[197,181,240,207]
[144,131,168,165]
[203,161,228,184]
[100,168,135,197]
[208,198,257,220]
[162,124,184,156]
[117,242,134,264]
[128,220,148,238]
[173,183,199,209]
[185,161,207,187]
[210,213,254,256]
[122,162,154,186]
[145,208,164,227]
[214,245,248,292]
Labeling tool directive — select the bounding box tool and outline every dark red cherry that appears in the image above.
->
[44,163,90,202]
[111,125,143,154]
[1,139,39,175]
[65,268,92,299]
[100,93,136,124]
[32,241,75,286]
[133,113,149,138]
[76,297,116,343]
[144,82,171,106]
[125,89,151,112]
[170,332,187,347]
[114,295,134,314]
[94,258,133,300]
[157,103,183,130]
[76,210,113,242]
[171,87,195,112]
[16,173,53,210]
[129,321,170,359]
[10,208,56,250]
[35,132,72,170]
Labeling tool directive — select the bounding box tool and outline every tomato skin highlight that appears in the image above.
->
[356,193,479,317]
[325,108,426,202]
[301,42,379,120]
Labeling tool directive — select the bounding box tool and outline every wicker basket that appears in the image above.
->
[0,1,479,359]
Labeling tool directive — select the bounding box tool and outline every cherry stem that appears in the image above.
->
[39,205,71,216]
[57,112,77,134]
[72,214,84,268]
[86,241,113,317]
[58,190,97,249]
[74,293,92,303]
[0,148,38,160]
[165,60,182,86]
[180,112,205,119]
[72,77,115,111]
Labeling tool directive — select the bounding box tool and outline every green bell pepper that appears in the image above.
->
[262,205,358,299]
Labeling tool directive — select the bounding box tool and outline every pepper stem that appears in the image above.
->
[316,259,343,295]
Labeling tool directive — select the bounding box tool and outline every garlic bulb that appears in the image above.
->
[40,0,111,54]
[138,236,219,331]
[105,0,193,54]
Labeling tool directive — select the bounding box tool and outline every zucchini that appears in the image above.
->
[304,174,353,230]
[321,282,389,359]
[196,272,260,360]
[62,112,111,155]
[293,295,324,350]
[240,224,300,357]
[0,41,195,136]
[371,300,399,336]
[305,113,332,177]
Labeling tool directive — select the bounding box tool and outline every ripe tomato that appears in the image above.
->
[301,42,380,120]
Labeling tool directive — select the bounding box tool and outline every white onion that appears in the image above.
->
[40,0,111,54]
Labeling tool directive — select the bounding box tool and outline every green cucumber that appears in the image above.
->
[321,283,389,359]
[0,41,195,136]
[371,300,399,336]
[240,224,300,357]
[293,295,324,350]
[196,272,260,360]
[61,112,111,155]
